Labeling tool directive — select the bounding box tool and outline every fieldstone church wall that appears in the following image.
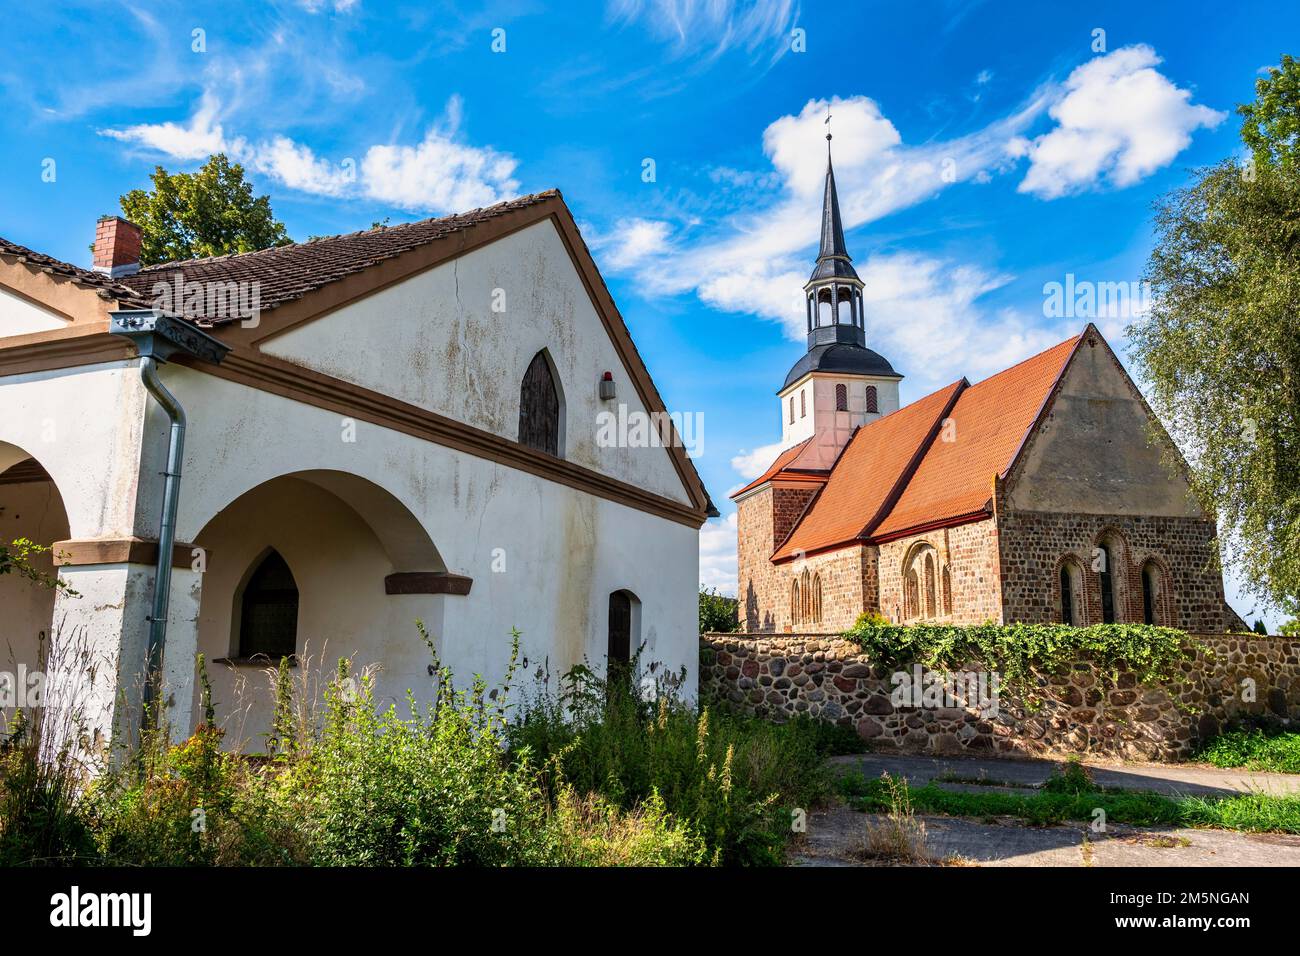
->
[700,632,1300,761]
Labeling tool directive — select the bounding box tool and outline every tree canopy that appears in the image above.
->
[117,154,292,265]
[1128,54,1300,616]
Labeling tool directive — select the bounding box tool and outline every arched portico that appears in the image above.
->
[188,469,453,748]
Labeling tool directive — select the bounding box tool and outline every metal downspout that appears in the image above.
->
[138,355,186,727]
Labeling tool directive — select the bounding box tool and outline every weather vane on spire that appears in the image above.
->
[825,104,832,142]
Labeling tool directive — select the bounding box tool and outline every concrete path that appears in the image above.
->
[829,751,1300,798]
[793,751,1300,867]
[791,805,1300,867]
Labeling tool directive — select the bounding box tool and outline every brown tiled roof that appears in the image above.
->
[0,237,153,307]
[872,335,1080,539]
[114,191,559,324]
[730,437,828,498]
[773,333,1082,558]
[774,380,963,560]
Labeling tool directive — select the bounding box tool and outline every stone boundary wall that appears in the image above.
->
[699,632,1300,761]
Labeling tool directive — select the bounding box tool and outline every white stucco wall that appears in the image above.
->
[261,219,690,506]
[0,287,68,338]
[0,362,148,541]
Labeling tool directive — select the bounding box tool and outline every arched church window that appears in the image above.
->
[1059,559,1084,625]
[904,569,919,620]
[811,573,823,624]
[1097,543,1116,623]
[865,385,878,414]
[789,396,795,424]
[801,389,807,418]
[519,350,562,457]
[835,383,848,412]
[607,590,638,688]
[1141,561,1163,625]
[924,553,937,618]
[791,579,801,626]
[941,565,953,616]
[238,549,299,660]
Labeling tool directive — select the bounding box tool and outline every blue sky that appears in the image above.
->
[1,0,1293,625]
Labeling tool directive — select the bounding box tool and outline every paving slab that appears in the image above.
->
[829,751,1300,798]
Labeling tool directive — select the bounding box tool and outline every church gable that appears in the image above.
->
[1003,325,1203,519]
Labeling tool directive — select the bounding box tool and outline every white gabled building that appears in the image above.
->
[0,191,714,754]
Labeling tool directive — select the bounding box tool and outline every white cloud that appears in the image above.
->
[297,0,359,12]
[1013,45,1225,199]
[730,440,785,481]
[101,93,520,215]
[361,98,520,211]
[699,512,740,595]
[590,218,674,271]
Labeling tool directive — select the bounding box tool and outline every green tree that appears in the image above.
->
[699,586,739,634]
[118,154,292,265]
[1239,54,1300,174]
[1128,55,1300,617]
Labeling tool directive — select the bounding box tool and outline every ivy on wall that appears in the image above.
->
[843,618,1207,701]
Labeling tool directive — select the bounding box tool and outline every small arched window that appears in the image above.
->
[904,569,919,620]
[865,385,878,414]
[835,383,848,412]
[789,396,795,424]
[519,350,562,456]
[238,549,299,660]
[791,579,801,626]
[810,573,823,624]
[941,565,953,616]
[1141,561,1162,625]
[800,389,807,418]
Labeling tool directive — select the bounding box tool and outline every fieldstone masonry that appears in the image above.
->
[700,632,1300,761]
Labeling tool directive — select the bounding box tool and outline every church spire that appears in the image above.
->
[803,126,865,347]
[817,133,850,263]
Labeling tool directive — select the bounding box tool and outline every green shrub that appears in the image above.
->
[0,714,98,866]
[699,587,740,633]
[1194,729,1300,774]
[510,662,837,865]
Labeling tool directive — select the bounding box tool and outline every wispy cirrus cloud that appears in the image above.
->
[607,0,801,64]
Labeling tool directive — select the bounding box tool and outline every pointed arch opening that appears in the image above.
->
[519,349,565,457]
[1141,559,1167,626]
[865,385,878,414]
[1058,557,1085,626]
[236,548,300,661]
[835,383,848,412]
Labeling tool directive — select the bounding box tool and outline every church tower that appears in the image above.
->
[777,130,902,466]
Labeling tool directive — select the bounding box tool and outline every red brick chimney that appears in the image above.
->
[92,215,142,278]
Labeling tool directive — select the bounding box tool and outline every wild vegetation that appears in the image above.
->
[0,630,851,867]
[838,760,1300,834]
[1193,727,1300,774]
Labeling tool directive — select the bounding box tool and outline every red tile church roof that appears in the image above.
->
[765,333,1082,560]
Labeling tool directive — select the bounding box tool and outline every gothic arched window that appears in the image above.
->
[1059,558,1084,625]
[835,383,848,412]
[800,389,807,418]
[811,573,823,624]
[789,396,795,424]
[519,350,562,457]
[1141,561,1164,625]
[1097,543,1116,623]
[865,385,878,414]
[791,579,801,626]
[904,569,919,620]
[941,565,953,616]
[923,553,937,618]
[238,549,299,660]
